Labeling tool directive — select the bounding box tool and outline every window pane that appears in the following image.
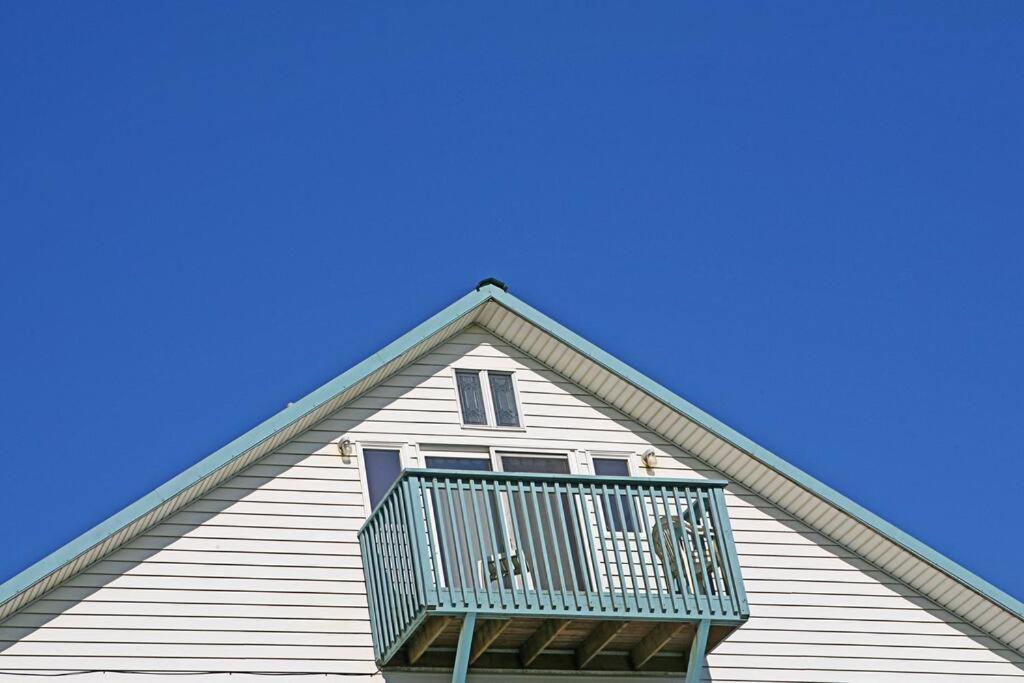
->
[593,457,629,477]
[501,454,570,474]
[455,370,487,425]
[593,457,636,532]
[488,372,520,427]
[364,449,401,510]
[424,456,492,471]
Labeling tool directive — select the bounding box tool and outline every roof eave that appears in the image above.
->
[482,288,1024,623]
[0,285,501,613]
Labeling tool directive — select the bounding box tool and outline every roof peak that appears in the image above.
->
[475,276,508,292]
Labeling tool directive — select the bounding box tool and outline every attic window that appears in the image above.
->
[454,369,522,428]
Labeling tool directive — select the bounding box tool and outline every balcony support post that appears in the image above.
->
[684,619,710,683]
[451,612,477,683]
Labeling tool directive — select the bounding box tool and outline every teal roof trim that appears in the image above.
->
[2,282,1021,628]
[485,287,1024,621]
[0,286,492,609]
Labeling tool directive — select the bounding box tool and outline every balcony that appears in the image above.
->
[358,469,748,682]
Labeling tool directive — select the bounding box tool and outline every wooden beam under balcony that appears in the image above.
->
[630,621,688,670]
[469,618,511,665]
[575,620,629,669]
[408,616,451,665]
[520,619,572,667]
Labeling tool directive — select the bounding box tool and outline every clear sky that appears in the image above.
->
[1,3,1022,601]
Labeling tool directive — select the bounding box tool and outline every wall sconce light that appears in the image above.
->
[640,448,658,469]
[339,439,357,458]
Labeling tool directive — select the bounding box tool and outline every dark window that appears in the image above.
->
[455,370,487,425]
[364,448,402,510]
[593,457,637,532]
[424,456,492,471]
[488,372,520,427]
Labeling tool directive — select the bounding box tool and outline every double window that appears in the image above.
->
[454,369,521,428]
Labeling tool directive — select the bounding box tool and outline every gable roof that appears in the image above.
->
[2,282,1022,652]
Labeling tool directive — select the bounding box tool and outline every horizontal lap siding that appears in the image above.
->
[0,327,1020,680]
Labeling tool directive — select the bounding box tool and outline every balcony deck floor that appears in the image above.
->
[389,614,735,674]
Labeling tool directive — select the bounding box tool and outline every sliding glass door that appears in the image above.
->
[500,453,590,595]
[423,456,505,596]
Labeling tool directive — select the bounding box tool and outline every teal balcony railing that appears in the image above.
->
[358,469,748,675]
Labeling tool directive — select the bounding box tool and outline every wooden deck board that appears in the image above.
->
[393,614,731,673]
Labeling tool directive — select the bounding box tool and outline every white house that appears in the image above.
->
[0,280,1021,682]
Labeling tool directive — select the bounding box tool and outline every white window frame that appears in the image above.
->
[587,450,640,538]
[420,446,495,471]
[587,450,639,477]
[451,368,526,431]
[355,440,412,515]
[489,446,578,473]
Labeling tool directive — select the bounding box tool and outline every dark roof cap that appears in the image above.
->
[476,277,509,292]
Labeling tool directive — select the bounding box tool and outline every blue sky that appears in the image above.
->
[1,3,1022,600]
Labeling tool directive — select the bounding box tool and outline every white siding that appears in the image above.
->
[0,326,1021,681]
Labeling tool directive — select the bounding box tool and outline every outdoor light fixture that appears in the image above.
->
[640,448,658,469]
[339,439,356,457]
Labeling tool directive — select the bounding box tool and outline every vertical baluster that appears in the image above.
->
[454,477,483,611]
[529,482,558,609]
[488,479,517,610]
[400,478,425,604]
[635,486,673,614]
[589,483,615,614]
[412,476,439,605]
[702,488,732,616]
[667,486,701,612]
[382,494,410,633]
[696,488,728,616]
[370,515,396,647]
[624,485,655,613]
[431,478,453,604]
[677,487,711,614]
[658,486,694,616]
[710,486,748,618]
[370,511,389,647]
[358,533,381,658]
[469,477,497,609]
[611,483,641,613]
[565,481,601,610]
[363,523,386,653]
[428,479,452,602]
[539,481,570,611]
[387,488,411,624]
[503,479,529,610]
[396,485,421,621]
[436,478,457,606]
[550,480,583,611]
[443,478,470,607]
[515,480,544,610]
[385,515,401,645]
[601,484,629,612]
